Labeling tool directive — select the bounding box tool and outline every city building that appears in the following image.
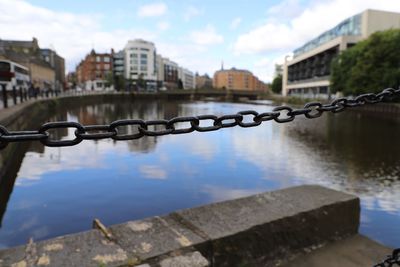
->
[76,49,113,91]
[162,57,179,89]
[282,9,400,98]
[213,67,267,91]
[0,37,58,90]
[112,49,124,77]
[123,39,157,91]
[156,54,164,85]
[40,48,65,90]
[195,73,213,89]
[178,67,196,89]
[66,72,77,89]
[112,49,125,91]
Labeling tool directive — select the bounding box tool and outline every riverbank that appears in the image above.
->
[0,185,392,267]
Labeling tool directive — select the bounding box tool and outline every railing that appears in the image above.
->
[0,84,115,109]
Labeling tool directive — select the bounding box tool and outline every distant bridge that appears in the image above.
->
[159,89,264,101]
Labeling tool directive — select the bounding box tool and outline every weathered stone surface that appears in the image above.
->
[174,185,360,266]
[0,230,130,267]
[281,234,393,267]
[176,185,358,240]
[109,215,205,261]
[158,251,209,267]
[0,245,28,267]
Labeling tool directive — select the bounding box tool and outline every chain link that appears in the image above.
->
[0,87,398,149]
[374,249,400,267]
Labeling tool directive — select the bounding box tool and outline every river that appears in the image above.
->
[0,98,399,248]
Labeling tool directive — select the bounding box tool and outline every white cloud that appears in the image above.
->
[183,6,202,21]
[139,165,167,179]
[234,0,400,55]
[202,185,263,202]
[0,0,156,72]
[157,21,170,31]
[266,0,304,20]
[230,17,242,30]
[189,24,224,45]
[253,55,286,82]
[137,2,168,18]
[233,0,400,81]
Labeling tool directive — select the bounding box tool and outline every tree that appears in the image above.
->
[271,74,282,94]
[114,75,125,91]
[105,71,114,88]
[331,29,400,95]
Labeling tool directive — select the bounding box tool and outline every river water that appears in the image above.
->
[0,99,399,248]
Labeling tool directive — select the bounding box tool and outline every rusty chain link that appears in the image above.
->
[0,87,399,149]
[374,249,400,267]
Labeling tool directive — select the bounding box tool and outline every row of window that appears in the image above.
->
[95,56,111,63]
[129,47,150,52]
[130,66,148,71]
[129,59,148,65]
[96,64,110,70]
[293,14,361,57]
[130,53,148,59]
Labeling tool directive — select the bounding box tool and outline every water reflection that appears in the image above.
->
[0,99,399,248]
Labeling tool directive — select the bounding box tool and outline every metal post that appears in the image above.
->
[12,86,17,105]
[19,87,23,103]
[1,84,8,108]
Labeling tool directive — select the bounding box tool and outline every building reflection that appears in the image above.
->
[0,98,187,227]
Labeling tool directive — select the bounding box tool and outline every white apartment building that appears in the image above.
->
[282,9,400,98]
[124,39,157,90]
[178,67,196,89]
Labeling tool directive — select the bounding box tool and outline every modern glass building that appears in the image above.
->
[282,9,400,98]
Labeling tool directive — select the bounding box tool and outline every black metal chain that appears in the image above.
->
[0,87,399,149]
[374,249,400,267]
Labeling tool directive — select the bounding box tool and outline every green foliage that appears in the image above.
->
[331,29,400,95]
[271,74,282,94]
[114,75,125,91]
[104,71,114,87]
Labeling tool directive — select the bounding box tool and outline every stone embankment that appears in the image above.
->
[0,185,392,267]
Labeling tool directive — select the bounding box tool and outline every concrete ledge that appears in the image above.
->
[0,185,361,266]
[282,234,392,267]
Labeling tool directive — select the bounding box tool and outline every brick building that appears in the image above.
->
[76,49,113,90]
[213,67,267,91]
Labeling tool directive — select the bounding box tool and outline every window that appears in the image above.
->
[96,56,101,62]
[131,53,138,58]
[104,57,110,62]
[140,54,147,59]
[104,64,110,70]
[140,48,150,51]
[140,59,147,65]
[140,66,147,71]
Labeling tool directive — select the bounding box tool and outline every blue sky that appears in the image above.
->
[1,0,400,81]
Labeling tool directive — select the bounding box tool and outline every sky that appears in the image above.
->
[1,0,400,82]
